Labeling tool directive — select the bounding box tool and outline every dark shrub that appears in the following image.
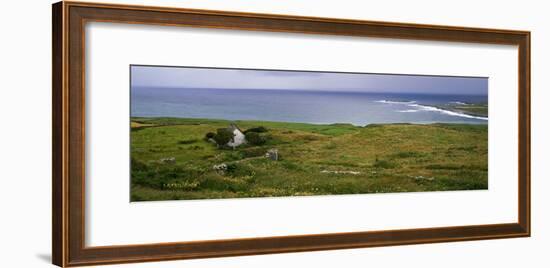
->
[244,126,268,134]
[245,132,267,145]
[226,163,238,173]
[204,132,216,140]
[213,128,234,146]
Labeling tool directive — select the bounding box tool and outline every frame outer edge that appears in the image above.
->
[62,0,530,35]
[55,1,531,266]
[53,1,69,267]
[516,31,530,235]
[523,31,531,235]
[52,1,62,267]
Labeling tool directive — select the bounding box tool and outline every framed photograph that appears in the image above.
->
[52,1,530,267]
[129,65,492,202]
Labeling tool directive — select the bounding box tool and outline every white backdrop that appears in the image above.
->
[0,0,548,267]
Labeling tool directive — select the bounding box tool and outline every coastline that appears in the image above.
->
[130,112,488,128]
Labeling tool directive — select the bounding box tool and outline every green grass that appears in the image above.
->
[440,103,488,117]
[130,117,488,201]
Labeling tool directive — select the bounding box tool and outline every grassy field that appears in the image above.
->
[130,117,488,201]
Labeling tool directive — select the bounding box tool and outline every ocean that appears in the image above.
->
[131,87,488,126]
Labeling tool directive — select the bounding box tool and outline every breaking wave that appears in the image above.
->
[410,104,488,120]
[377,100,488,121]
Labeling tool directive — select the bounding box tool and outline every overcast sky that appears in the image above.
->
[131,65,488,95]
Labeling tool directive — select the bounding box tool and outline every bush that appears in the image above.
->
[244,126,268,134]
[226,163,238,173]
[204,132,216,140]
[245,132,267,145]
[213,128,234,146]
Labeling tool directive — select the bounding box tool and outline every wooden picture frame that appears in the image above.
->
[52,1,530,267]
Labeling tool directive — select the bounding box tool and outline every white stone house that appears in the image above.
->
[226,123,246,149]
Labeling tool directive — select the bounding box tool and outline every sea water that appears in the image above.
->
[131,87,488,126]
